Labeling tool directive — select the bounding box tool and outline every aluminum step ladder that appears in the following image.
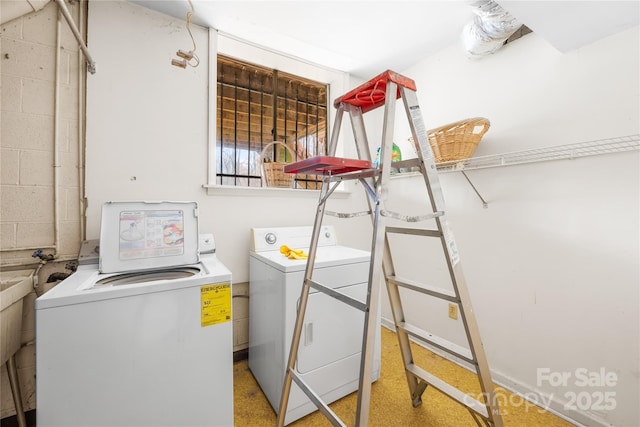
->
[277,70,503,427]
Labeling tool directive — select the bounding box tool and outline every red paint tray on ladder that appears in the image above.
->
[283,156,371,176]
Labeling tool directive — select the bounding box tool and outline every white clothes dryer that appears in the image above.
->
[249,225,381,425]
[36,202,234,427]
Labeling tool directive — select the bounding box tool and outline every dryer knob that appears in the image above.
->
[265,232,277,245]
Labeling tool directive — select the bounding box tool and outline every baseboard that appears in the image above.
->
[233,347,249,363]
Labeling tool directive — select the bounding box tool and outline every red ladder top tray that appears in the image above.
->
[284,156,371,176]
[333,70,417,113]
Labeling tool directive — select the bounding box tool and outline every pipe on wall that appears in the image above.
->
[53,8,62,256]
[77,0,87,241]
[54,0,96,73]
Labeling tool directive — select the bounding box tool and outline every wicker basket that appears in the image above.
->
[261,141,295,188]
[413,117,490,163]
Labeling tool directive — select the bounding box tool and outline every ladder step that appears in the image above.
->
[387,275,458,302]
[397,321,476,364]
[289,369,346,427]
[284,156,371,176]
[386,226,442,238]
[406,363,489,420]
[309,280,367,312]
[333,70,417,113]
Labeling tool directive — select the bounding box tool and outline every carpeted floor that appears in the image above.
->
[234,327,575,426]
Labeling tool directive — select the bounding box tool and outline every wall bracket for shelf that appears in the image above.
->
[461,171,488,208]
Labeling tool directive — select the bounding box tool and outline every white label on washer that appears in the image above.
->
[118,210,185,260]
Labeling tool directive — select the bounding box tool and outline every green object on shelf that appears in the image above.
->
[373,143,402,167]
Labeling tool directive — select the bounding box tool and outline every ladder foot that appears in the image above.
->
[411,381,428,407]
[469,409,493,427]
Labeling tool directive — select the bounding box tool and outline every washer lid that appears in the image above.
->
[251,245,370,273]
[78,239,100,266]
[99,201,199,274]
[35,255,232,309]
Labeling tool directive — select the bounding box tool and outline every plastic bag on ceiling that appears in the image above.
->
[462,0,522,57]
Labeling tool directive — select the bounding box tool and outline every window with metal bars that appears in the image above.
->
[216,55,328,189]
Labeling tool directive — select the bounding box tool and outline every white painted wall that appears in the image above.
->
[85,1,209,224]
[85,1,369,283]
[384,28,638,427]
[85,2,638,426]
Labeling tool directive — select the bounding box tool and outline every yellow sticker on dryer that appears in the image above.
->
[201,283,231,327]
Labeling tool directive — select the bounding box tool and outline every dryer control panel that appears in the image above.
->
[250,226,336,252]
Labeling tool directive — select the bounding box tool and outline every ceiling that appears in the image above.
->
[131,0,639,78]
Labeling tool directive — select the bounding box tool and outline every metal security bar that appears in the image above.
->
[216,55,328,188]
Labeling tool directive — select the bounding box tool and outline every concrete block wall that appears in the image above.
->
[1,1,83,266]
[1,1,83,418]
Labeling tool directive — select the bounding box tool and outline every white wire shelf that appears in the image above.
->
[435,134,640,173]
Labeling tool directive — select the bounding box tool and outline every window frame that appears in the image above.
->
[216,55,328,189]
[205,30,349,195]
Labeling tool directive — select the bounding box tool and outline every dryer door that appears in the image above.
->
[296,281,366,374]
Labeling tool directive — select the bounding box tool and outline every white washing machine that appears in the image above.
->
[35,201,234,427]
[249,225,381,425]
